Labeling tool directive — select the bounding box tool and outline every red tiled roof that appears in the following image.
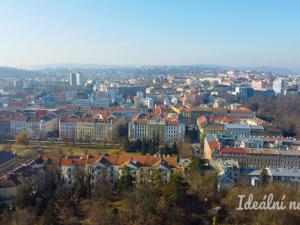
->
[60,155,88,166]
[208,141,220,149]
[220,148,247,154]
[7,102,28,109]
[229,107,254,114]
[60,153,178,168]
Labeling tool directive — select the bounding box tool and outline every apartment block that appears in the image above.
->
[128,113,185,145]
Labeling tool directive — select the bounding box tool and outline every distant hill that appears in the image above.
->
[1,64,297,77]
[30,63,297,75]
[236,66,296,75]
[193,64,296,75]
[28,63,136,70]
[0,66,42,77]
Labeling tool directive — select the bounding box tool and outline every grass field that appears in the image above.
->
[0,142,121,158]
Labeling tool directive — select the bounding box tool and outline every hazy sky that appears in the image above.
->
[0,0,299,71]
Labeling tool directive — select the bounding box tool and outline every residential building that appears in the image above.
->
[273,78,286,95]
[203,134,220,161]
[241,167,300,186]
[172,105,255,127]
[128,113,185,145]
[213,148,300,169]
[224,123,251,137]
[59,153,187,186]
[59,115,118,142]
[10,114,58,139]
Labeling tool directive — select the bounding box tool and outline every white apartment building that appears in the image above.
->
[59,115,118,142]
[10,114,58,138]
[128,113,185,145]
[273,78,286,95]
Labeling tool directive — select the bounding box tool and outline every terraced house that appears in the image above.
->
[60,153,190,186]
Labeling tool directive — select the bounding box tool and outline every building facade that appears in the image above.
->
[128,113,185,145]
[60,153,186,186]
[59,115,118,142]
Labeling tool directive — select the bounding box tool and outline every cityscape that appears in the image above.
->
[0,1,300,225]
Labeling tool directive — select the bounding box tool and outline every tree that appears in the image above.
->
[151,170,164,191]
[260,166,270,186]
[244,94,300,137]
[72,166,88,204]
[141,139,149,154]
[178,139,193,158]
[124,189,139,225]
[16,184,33,209]
[89,200,122,225]
[93,171,114,201]
[188,158,207,175]
[172,142,178,154]
[111,118,126,144]
[120,138,131,152]
[117,166,134,193]
[16,132,29,146]
[136,182,160,225]
[35,197,47,216]
[43,201,61,225]
[164,174,189,207]
[187,169,218,205]
[12,207,37,225]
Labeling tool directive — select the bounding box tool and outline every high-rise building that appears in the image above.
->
[76,73,82,86]
[69,72,82,86]
[69,72,77,86]
[13,79,23,90]
[273,78,286,95]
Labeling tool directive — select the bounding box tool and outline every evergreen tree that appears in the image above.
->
[151,170,164,191]
[260,166,270,186]
[172,142,178,154]
[118,166,135,193]
[164,174,189,207]
[120,138,131,152]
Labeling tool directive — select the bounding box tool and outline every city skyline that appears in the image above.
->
[0,0,300,72]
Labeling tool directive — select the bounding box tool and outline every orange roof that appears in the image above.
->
[221,148,247,154]
[60,155,88,166]
[60,153,178,168]
[134,119,148,125]
[105,153,178,167]
[230,107,254,114]
[210,116,240,123]
[208,141,220,149]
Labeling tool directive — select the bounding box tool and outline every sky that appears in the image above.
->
[0,0,299,71]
